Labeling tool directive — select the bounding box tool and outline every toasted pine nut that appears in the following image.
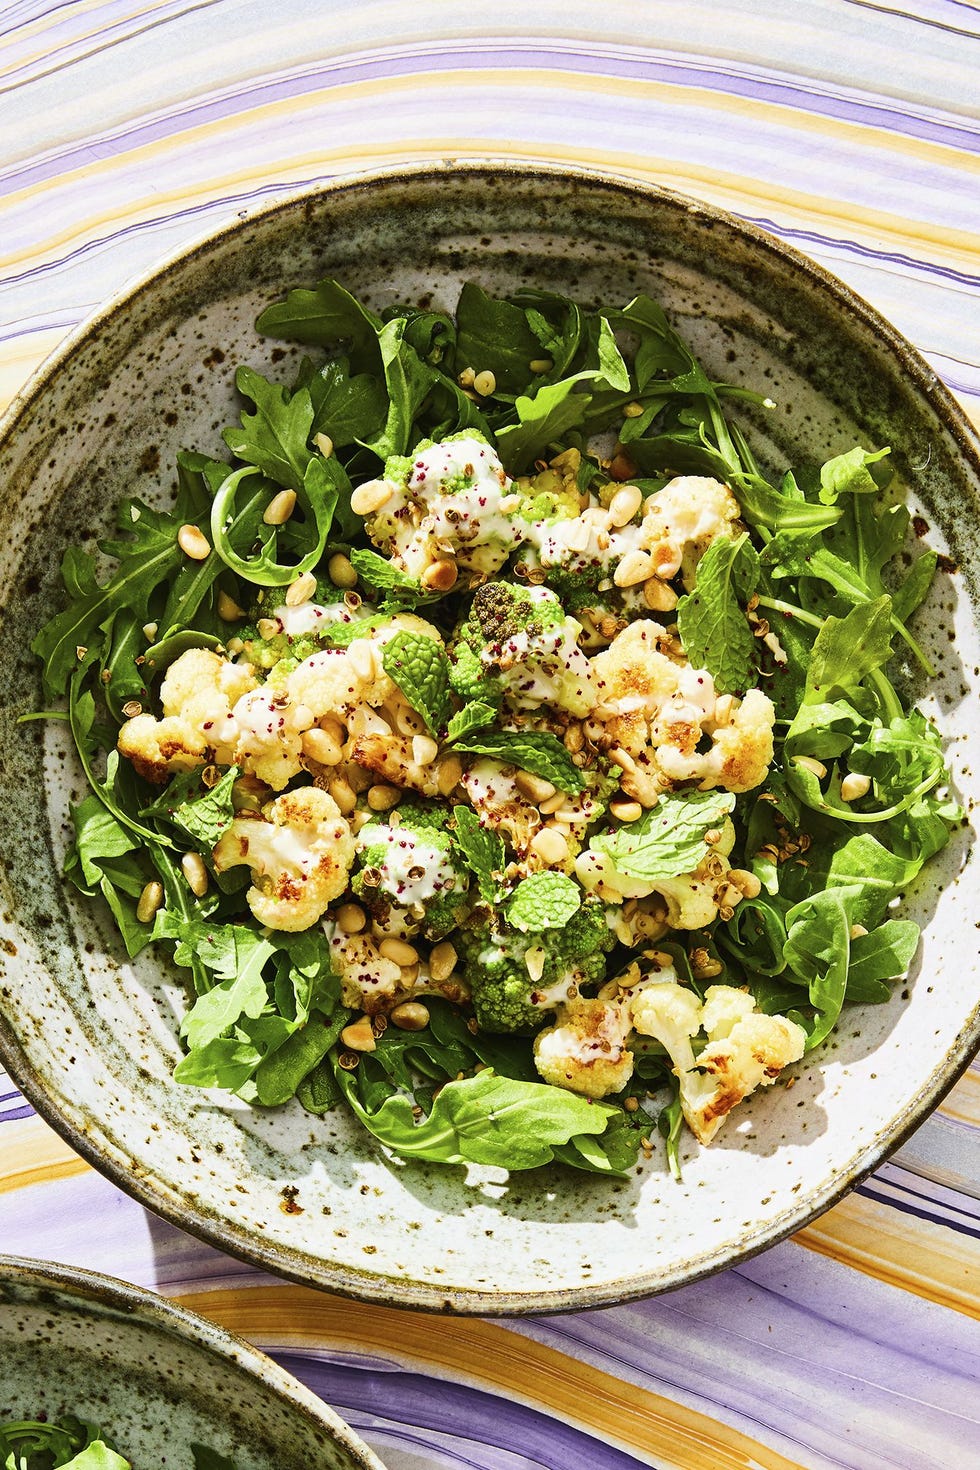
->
[302,728,344,766]
[614,549,654,587]
[514,770,557,804]
[136,881,164,924]
[285,571,317,607]
[340,1016,377,1053]
[610,797,643,824]
[412,734,439,766]
[327,776,357,815]
[390,1001,430,1031]
[395,704,427,736]
[642,577,678,612]
[257,617,280,640]
[328,552,357,589]
[350,809,371,834]
[608,485,643,527]
[421,558,458,592]
[850,923,869,939]
[727,868,762,899]
[622,401,645,419]
[336,902,366,934]
[539,791,566,815]
[530,827,569,866]
[436,755,463,796]
[263,489,297,526]
[141,624,157,644]
[473,369,497,397]
[350,480,393,516]
[217,590,245,621]
[529,357,553,373]
[840,772,872,802]
[347,640,377,681]
[179,851,209,898]
[367,783,401,812]
[457,366,476,388]
[429,941,458,984]
[379,937,419,967]
[793,755,828,780]
[177,524,210,560]
[691,955,724,980]
[314,431,334,458]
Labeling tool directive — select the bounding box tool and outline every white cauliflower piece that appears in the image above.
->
[631,982,806,1143]
[117,648,257,783]
[286,614,442,723]
[459,759,542,859]
[639,476,742,586]
[212,787,355,932]
[358,435,524,579]
[533,994,635,1098]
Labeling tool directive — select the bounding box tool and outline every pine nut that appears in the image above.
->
[217,590,245,621]
[614,549,654,587]
[340,1016,377,1053]
[390,1001,430,1031]
[622,401,645,418]
[421,558,458,592]
[395,705,427,737]
[345,763,374,794]
[539,791,566,815]
[350,480,393,516]
[327,776,358,815]
[436,755,463,796]
[793,755,828,780]
[328,552,357,589]
[610,797,643,824]
[180,852,209,898]
[608,485,643,527]
[713,694,736,726]
[412,734,439,766]
[177,524,210,560]
[691,955,724,980]
[257,617,280,640]
[457,366,476,388]
[514,770,557,803]
[728,868,762,899]
[429,941,458,984]
[336,902,366,934]
[850,923,869,940]
[136,881,164,924]
[285,571,317,607]
[350,809,371,834]
[642,577,678,612]
[141,624,157,643]
[529,358,553,373]
[840,772,872,802]
[367,783,401,812]
[302,728,344,765]
[314,431,334,458]
[530,827,569,866]
[525,946,546,982]
[473,369,497,397]
[379,937,419,967]
[347,640,377,681]
[263,489,297,526]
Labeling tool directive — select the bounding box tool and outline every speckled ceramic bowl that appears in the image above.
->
[0,163,977,1314]
[0,1254,383,1466]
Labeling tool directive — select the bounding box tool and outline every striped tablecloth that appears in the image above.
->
[1,4,978,1467]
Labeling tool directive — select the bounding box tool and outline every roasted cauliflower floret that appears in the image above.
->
[325,927,469,1015]
[354,432,524,582]
[117,647,258,783]
[212,787,355,931]
[285,615,442,723]
[638,476,742,587]
[533,994,635,1098]
[631,982,806,1143]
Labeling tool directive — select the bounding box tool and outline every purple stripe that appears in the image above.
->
[2,42,977,199]
[744,216,980,290]
[269,1355,647,1470]
[856,1181,980,1240]
[0,1102,36,1122]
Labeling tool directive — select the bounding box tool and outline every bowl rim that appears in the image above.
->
[1,158,979,1316]
[0,1251,385,1468]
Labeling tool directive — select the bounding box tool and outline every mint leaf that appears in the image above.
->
[381,630,452,733]
[676,532,759,693]
[818,445,890,504]
[143,766,239,852]
[452,806,505,903]
[506,872,581,932]
[349,548,420,592]
[446,699,497,741]
[590,790,736,881]
[451,731,586,793]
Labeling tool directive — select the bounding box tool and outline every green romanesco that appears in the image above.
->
[457,898,616,1034]
[350,804,472,940]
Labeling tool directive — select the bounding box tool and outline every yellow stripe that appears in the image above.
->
[938,1067,980,1127]
[0,1117,91,1194]
[0,329,67,416]
[795,1191,980,1319]
[178,1283,806,1470]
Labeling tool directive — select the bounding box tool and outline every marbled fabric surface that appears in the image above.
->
[1,4,978,1467]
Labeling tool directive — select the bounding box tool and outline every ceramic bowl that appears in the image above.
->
[0,1254,383,1466]
[0,163,977,1314]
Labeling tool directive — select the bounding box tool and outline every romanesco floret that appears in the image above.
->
[350,805,472,939]
[236,596,370,682]
[448,581,596,716]
[458,899,616,1034]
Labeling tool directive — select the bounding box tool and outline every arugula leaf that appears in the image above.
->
[255,276,382,368]
[222,367,314,492]
[446,699,497,740]
[381,631,452,733]
[63,796,151,957]
[361,318,438,460]
[495,372,597,472]
[846,921,919,1003]
[676,532,759,692]
[451,731,586,793]
[590,790,736,881]
[454,281,543,394]
[804,597,894,701]
[506,872,581,932]
[209,455,339,587]
[818,445,890,504]
[254,1008,351,1108]
[783,888,855,1050]
[335,1066,617,1169]
[164,921,277,1050]
[305,356,387,447]
[452,806,505,903]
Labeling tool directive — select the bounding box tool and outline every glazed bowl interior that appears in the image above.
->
[0,1255,382,1467]
[0,164,978,1313]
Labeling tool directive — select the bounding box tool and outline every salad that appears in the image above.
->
[30,278,956,1178]
[0,1418,234,1469]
